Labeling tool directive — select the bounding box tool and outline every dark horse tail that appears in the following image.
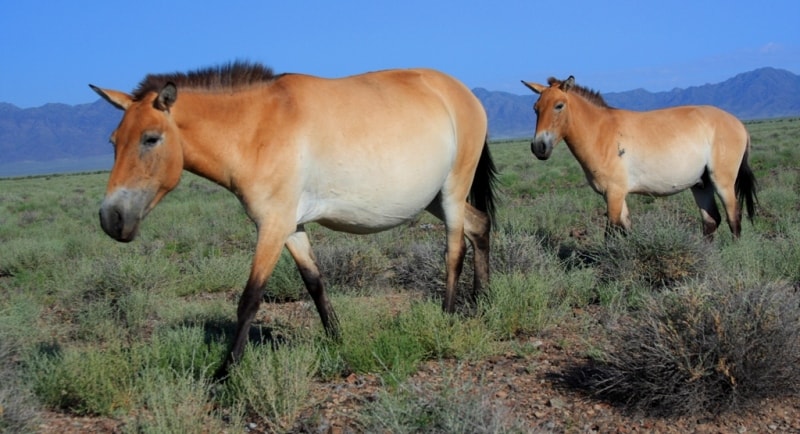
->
[735,141,758,222]
[469,137,499,227]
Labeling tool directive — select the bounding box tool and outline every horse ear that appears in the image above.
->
[521,80,546,94]
[561,76,575,91]
[154,82,177,111]
[89,85,133,110]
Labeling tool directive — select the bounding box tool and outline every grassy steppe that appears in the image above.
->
[1,118,799,432]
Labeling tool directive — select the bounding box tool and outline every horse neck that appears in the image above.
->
[173,90,265,190]
[563,96,615,167]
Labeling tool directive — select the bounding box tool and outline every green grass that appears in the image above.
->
[358,363,528,433]
[1,117,799,429]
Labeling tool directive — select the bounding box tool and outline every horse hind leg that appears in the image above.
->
[285,227,340,338]
[426,198,468,313]
[691,174,723,239]
[443,212,467,313]
[464,203,491,298]
[706,167,744,238]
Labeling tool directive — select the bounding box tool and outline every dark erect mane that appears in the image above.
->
[548,76,611,109]
[132,61,281,100]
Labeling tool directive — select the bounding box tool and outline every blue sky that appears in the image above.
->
[1,0,798,108]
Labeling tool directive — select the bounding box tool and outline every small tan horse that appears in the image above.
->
[91,62,497,377]
[521,76,757,238]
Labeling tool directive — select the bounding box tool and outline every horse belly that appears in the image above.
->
[296,159,450,234]
[627,158,706,196]
[300,189,440,234]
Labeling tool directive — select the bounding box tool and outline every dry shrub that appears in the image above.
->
[390,241,447,296]
[1,340,39,432]
[557,279,800,416]
[593,212,712,291]
[314,243,393,292]
[359,365,526,433]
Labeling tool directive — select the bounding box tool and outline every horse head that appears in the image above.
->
[521,76,574,160]
[90,83,184,242]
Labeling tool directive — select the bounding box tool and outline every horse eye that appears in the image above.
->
[141,133,162,148]
[555,102,565,111]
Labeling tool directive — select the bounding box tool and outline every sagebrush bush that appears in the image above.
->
[593,211,712,291]
[390,240,446,295]
[29,343,139,416]
[315,242,393,292]
[222,343,318,432]
[359,364,526,433]
[128,369,234,434]
[397,301,493,361]
[327,295,426,381]
[0,339,39,433]
[0,236,65,280]
[490,229,551,275]
[317,297,493,385]
[174,251,251,296]
[479,272,573,340]
[720,226,800,285]
[142,326,226,380]
[557,279,800,416]
[72,255,174,342]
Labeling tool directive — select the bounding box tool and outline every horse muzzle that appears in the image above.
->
[99,188,152,242]
[531,132,555,160]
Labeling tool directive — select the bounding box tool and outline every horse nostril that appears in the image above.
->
[530,139,551,160]
[99,205,125,240]
[531,140,543,155]
[111,208,124,237]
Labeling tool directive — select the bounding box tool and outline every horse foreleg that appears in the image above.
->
[604,191,631,236]
[464,203,491,299]
[285,228,340,339]
[691,182,723,239]
[215,225,290,380]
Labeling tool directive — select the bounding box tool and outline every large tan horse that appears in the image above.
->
[521,76,756,238]
[91,62,497,377]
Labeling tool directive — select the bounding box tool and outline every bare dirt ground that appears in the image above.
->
[37,300,800,433]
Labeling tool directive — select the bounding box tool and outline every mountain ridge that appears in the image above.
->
[1,67,798,176]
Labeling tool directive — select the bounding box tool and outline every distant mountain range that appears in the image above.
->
[1,67,799,176]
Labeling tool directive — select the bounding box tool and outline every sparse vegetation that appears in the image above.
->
[557,279,800,416]
[0,117,798,431]
[358,364,528,433]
